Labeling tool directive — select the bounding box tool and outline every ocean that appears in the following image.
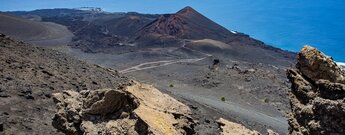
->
[211,0,345,62]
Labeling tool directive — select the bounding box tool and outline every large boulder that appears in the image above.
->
[52,91,83,134]
[52,81,196,135]
[296,46,345,83]
[287,46,345,134]
[81,89,129,115]
[52,89,141,135]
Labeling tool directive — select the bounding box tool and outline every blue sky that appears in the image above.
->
[1,0,344,61]
[0,0,207,13]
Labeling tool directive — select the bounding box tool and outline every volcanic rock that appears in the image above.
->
[267,129,279,135]
[217,118,260,135]
[81,89,130,115]
[52,89,139,135]
[52,91,83,134]
[296,46,345,83]
[287,45,345,134]
[52,81,196,135]
[0,122,3,132]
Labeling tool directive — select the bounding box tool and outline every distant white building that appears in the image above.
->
[76,7,103,13]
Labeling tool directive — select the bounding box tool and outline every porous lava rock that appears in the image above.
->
[287,46,345,134]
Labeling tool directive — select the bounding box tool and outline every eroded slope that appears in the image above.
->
[0,13,73,47]
[0,34,129,134]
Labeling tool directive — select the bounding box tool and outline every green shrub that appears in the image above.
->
[220,96,225,102]
[169,84,174,87]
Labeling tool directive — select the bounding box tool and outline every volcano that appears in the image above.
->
[137,6,235,41]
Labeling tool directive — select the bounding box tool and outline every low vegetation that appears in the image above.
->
[220,96,225,102]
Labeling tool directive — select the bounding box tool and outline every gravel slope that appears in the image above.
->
[0,34,130,134]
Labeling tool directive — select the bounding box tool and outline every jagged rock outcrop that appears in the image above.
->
[287,46,345,134]
[126,81,195,135]
[216,118,279,135]
[267,129,279,135]
[52,88,140,135]
[217,118,260,135]
[52,81,195,135]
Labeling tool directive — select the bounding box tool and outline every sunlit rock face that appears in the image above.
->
[287,46,345,135]
[52,81,196,135]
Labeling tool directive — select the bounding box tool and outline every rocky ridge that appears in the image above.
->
[287,46,345,134]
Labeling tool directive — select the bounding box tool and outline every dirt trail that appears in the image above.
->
[120,40,211,74]
[120,58,206,74]
[174,91,288,134]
